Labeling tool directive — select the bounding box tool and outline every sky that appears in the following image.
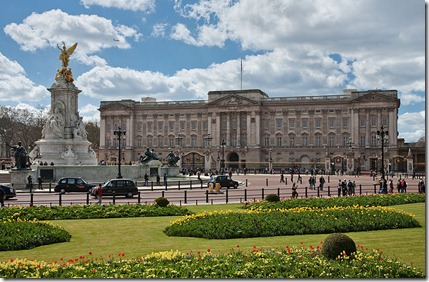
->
[0,0,425,143]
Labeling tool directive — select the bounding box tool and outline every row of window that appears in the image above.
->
[105,132,387,149]
[106,115,388,134]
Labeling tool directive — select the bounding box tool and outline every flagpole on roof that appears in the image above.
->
[240,58,243,90]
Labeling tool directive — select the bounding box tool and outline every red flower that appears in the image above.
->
[207,248,211,253]
[379,257,383,261]
[122,253,125,257]
[9,259,14,263]
[60,258,63,261]
[197,257,201,261]
[286,245,289,249]
[88,252,92,255]
[253,245,256,248]
[93,269,97,273]
[300,242,303,245]
[236,244,240,248]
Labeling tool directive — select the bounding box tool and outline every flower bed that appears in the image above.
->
[0,246,423,278]
[0,203,193,221]
[0,218,70,251]
[164,206,420,239]
[241,193,425,211]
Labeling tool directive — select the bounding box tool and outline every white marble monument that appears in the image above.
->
[29,42,97,166]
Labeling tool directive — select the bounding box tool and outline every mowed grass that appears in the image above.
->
[0,202,425,273]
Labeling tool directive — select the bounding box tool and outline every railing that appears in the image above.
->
[5,182,420,207]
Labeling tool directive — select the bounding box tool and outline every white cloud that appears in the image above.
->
[399,92,425,106]
[4,9,142,67]
[397,111,425,142]
[0,52,50,103]
[80,0,156,12]
[151,23,168,37]
[170,0,424,95]
[79,103,100,122]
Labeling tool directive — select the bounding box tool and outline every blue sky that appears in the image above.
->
[0,0,425,142]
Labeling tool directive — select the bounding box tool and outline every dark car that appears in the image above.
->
[55,177,96,194]
[0,184,16,199]
[97,178,138,198]
[208,175,239,189]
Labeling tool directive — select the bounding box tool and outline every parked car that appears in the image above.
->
[0,184,16,199]
[94,178,138,198]
[54,177,96,194]
[208,175,239,189]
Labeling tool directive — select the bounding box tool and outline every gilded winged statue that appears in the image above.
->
[57,42,77,69]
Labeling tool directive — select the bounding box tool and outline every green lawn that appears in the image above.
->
[0,202,425,273]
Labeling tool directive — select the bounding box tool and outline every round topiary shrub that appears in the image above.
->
[265,193,280,202]
[154,196,170,207]
[321,233,357,260]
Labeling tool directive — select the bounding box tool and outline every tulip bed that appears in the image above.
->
[0,218,70,251]
[0,203,192,221]
[164,206,420,239]
[241,193,425,211]
[0,246,424,278]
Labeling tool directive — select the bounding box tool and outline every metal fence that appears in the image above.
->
[5,181,418,207]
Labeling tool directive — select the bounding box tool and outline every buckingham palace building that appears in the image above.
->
[98,88,421,174]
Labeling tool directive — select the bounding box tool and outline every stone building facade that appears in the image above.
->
[98,88,415,174]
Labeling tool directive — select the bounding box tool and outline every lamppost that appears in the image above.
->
[377,125,389,180]
[113,126,126,178]
[220,139,226,174]
[175,135,183,168]
[345,137,354,175]
[204,134,213,170]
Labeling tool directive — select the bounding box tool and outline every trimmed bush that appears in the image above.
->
[154,197,170,207]
[321,233,357,260]
[265,193,280,202]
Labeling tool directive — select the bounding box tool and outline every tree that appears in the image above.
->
[85,121,100,149]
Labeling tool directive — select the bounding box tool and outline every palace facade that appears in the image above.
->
[98,88,420,174]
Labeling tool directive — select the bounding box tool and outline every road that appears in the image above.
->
[3,172,424,207]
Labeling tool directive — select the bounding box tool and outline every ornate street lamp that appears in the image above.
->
[377,125,388,180]
[204,134,213,170]
[220,139,226,174]
[113,126,126,178]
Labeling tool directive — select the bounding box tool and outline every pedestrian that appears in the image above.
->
[419,179,425,193]
[156,174,160,185]
[291,183,298,198]
[347,180,354,195]
[163,173,167,186]
[337,180,342,197]
[0,187,4,208]
[37,176,43,190]
[27,175,33,190]
[144,173,149,186]
[319,176,325,191]
[280,173,285,183]
[96,183,102,205]
[389,179,394,193]
[400,179,407,193]
[341,179,348,196]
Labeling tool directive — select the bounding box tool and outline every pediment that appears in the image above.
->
[99,101,134,111]
[207,94,260,107]
[351,92,397,103]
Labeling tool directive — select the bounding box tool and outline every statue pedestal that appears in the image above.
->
[29,76,97,166]
[9,169,35,190]
[33,139,96,166]
[160,166,180,177]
